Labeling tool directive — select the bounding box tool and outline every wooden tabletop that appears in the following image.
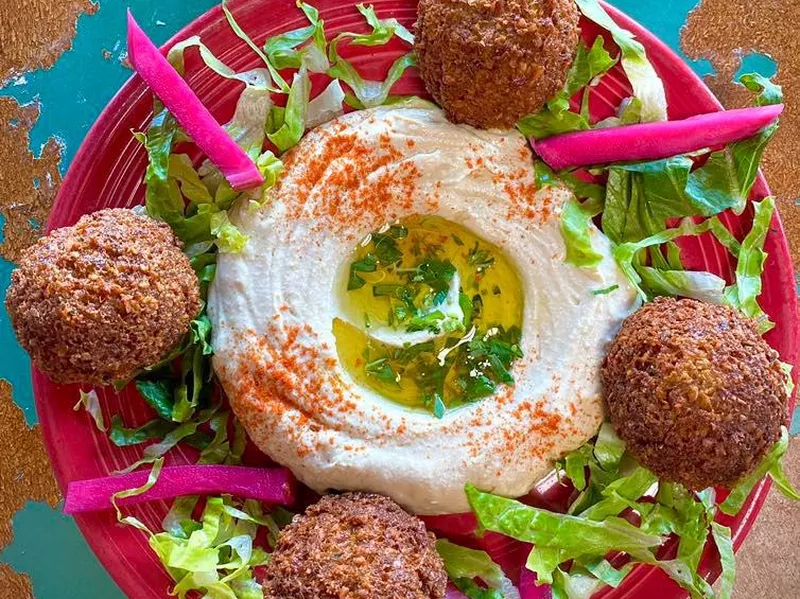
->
[0,1,797,598]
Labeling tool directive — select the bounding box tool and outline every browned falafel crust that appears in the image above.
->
[415,0,580,129]
[601,297,787,490]
[263,493,447,599]
[5,208,200,385]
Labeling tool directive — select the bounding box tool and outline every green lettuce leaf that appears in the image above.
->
[465,484,664,559]
[116,405,218,474]
[109,415,179,447]
[739,73,783,107]
[721,426,800,515]
[723,196,775,332]
[167,34,278,93]
[602,157,697,244]
[561,197,604,268]
[136,379,176,421]
[306,79,346,129]
[518,37,615,139]
[710,523,735,599]
[197,411,244,466]
[579,467,658,521]
[209,208,251,253]
[552,566,607,599]
[637,267,726,304]
[593,422,625,471]
[575,0,667,123]
[581,558,633,588]
[267,66,311,152]
[170,155,214,204]
[436,539,518,599]
[685,123,777,216]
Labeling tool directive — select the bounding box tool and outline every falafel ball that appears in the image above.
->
[263,493,447,599]
[415,0,581,129]
[601,297,787,490]
[6,208,200,385]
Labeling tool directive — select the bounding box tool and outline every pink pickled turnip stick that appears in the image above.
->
[127,10,264,190]
[64,465,295,514]
[533,104,784,170]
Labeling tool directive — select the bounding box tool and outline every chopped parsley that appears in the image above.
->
[468,242,496,274]
[407,259,456,292]
[456,326,523,403]
[341,215,525,417]
[347,253,378,290]
[591,284,620,296]
[365,358,401,387]
[359,324,523,417]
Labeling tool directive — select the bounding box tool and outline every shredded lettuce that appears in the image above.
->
[325,5,415,109]
[221,0,288,91]
[473,425,757,599]
[684,122,777,216]
[153,496,274,599]
[328,48,416,109]
[116,485,277,599]
[535,160,606,204]
[603,157,699,243]
[710,522,735,599]
[267,66,312,152]
[593,422,625,471]
[601,148,770,246]
[112,458,165,533]
[73,389,106,432]
[607,191,773,312]
[723,196,775,332]
[738,72,783,107]
[351,3,414,45]
[209,208,250,253]
[465,484,664,559]
[535,161,607,269]
[551,566,607,599]
[637,267,727,304]
[561,197,604,268]
[518,37,615,139]
[780,361,795,398]
[720,426,800,515]
[612,216,728,301]
[436,539,519,599]
[114,403,218,474]
[575,0,667,123]
[263,1,329,72]
[109,415,198,448]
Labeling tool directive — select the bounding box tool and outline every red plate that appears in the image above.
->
[34,1,799,597]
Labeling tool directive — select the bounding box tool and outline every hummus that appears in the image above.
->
[208,106,639,515]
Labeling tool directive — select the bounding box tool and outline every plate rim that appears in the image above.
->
[34,1,799,597]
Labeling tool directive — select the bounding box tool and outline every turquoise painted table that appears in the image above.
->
[0,1,793,597]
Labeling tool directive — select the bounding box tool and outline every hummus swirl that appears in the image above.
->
[208,106,638,514]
